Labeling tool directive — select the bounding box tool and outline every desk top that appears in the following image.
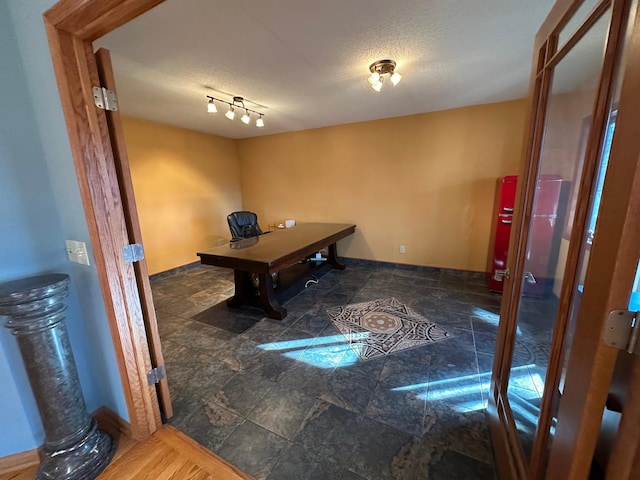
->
[197,223,355,273]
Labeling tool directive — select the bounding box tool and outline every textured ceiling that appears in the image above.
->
[94,0,555,140]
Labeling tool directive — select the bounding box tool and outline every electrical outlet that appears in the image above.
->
[399,245,406,254]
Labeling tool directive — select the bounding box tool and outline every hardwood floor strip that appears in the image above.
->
[155,426,253,479]
[139,449,182,480]
[172,461,209,480]
[0,465,38,480]
[0,449,39,476]
[2,425,252,480]
[98,436,168,479]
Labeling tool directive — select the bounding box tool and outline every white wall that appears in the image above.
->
[0,0,128,457]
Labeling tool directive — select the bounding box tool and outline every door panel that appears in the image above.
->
[490,0,640,478]
[603,261,640,477]
[95,48,172,419]
[505,6,613,460]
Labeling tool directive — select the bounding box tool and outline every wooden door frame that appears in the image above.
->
[43,0,166,440]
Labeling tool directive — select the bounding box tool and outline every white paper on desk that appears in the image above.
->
[285,220,295,228]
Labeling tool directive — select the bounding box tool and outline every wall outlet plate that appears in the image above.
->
[65,240,90,266]
[399,245,406,254]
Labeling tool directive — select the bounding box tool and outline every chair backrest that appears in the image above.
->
[227,211,264,239]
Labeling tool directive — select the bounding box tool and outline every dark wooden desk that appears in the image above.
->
[197,223,356,319]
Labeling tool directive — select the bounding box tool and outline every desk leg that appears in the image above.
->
[257,273,287,320]
[327,243,346,270]
[227,270,251,308]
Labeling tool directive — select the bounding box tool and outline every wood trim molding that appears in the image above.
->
[0,449,40,475]
[487,400,519,480]
[44,0,164,41]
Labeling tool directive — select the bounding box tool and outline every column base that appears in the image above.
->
[37,420,115,480]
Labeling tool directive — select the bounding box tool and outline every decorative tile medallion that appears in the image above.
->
[326,297,453,360]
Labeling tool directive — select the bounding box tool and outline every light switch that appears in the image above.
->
[65,240,90,266]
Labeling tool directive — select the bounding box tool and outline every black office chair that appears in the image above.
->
[227,211,264,239]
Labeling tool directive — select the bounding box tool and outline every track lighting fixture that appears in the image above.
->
[225,105,235,120]
[367,59,402,92]
[207,98,217,113]
[206,95,266,128]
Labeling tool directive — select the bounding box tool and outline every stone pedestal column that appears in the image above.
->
[0,273,115,480]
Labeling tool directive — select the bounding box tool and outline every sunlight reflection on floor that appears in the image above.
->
[258,333,369,368]
[390,364,543,412]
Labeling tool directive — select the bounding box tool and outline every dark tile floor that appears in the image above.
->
[151,260,502,480]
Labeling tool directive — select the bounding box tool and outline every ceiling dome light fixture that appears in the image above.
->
[368,59,402,92]
[206,95,266,128]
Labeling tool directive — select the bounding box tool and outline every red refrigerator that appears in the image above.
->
[488,176,517,292]
[488,175,564,295]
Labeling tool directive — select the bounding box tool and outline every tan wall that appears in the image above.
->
[237,100,528,271]
[122,117,242,274]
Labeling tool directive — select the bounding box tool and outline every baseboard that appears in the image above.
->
[149,261,201,281]
[343,257,486,275]
[0,448,40,475]
[151,258,487,281]
[92,406,132,442]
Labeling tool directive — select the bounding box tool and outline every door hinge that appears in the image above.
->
[93,86,118,111]
[123,243,144,263]
[147,365,166,385]
[604,310,640,355]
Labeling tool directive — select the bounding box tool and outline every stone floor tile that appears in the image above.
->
[151,262,500,477]
[174,398,243,452]
[268,443,365,480]
[210,370,276,416]
[217,420,289,480]
[248,383,323,440]
[366,381,426,436]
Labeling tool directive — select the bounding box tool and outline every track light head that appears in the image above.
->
[207,97,217,113]
[241,110,251,125]
[225,106,235,120]
[256,115,264,128]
